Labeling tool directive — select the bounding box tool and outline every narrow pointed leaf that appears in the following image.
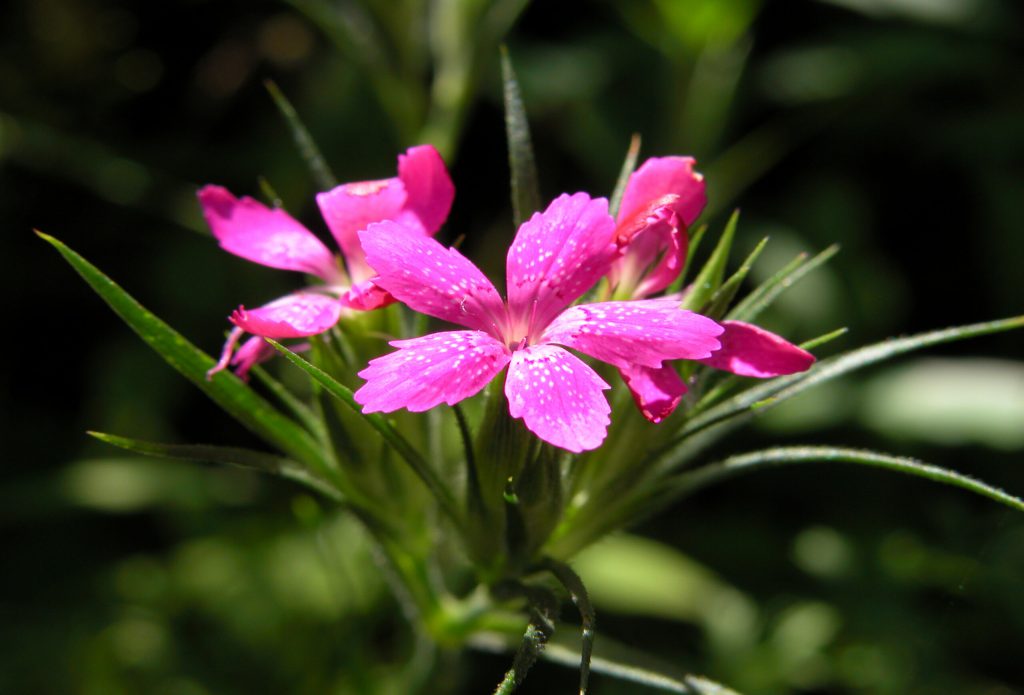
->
[673,223,706,291]
[501,46,540,227]
[88,431,342,501]
[680,211,739,312]
[658,316,1024,470]
[249,364,326,442]
[704,236,768,319]
[662,446,1024,513]
[799,326,848,351]
[609,134,642,218]
[726,244,839,323]
[265,79,338,190]
[267,339,463,526]
[39,233,330,474]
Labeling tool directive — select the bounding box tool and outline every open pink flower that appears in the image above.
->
[607,156,814,423]
[353,193,725,452]
[200,145,454,378]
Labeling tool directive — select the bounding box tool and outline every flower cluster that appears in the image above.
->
[201,149,813,452]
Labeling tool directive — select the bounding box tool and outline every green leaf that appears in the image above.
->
[666,316,1024,463]
[501,46,541,228]
[726,244,839,324]
[675,223,707,290]
[799,326,848,351]
[680,210,739,312]
[539,558,596,695]
[264,79,338,190]
[703,235,769,319]
[267,339,463,527]
[38,232,331,476]
[88,431,343,502]
[609,134,641,218]
[249,364,326,442]
[661,446,1024,514]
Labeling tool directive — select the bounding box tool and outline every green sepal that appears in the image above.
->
[501,46,541,228]
[609,134,641,218]
[679,210,739,312]
[264,79,338,190]
[506,445,564,568]
[88,431,343,502]
[266,339,463,528]
[38,232,330,476]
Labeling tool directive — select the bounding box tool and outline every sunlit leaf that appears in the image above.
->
[704,234,768,319]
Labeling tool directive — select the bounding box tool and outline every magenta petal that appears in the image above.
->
[355,331,510,412]
[609,198,687,298]
[316,177,407,281]
[618,156,706,228]
[231,336,277,379]
[341,279,394,311]
[397,144,455,235]
[505,344,611,453]
[698,320,816,377]
[199,186,339,280]
[620,364,687,424]
[542,299,723,370]
[506,193,617,334]
[359,221,508,335]
[229,293,343,339]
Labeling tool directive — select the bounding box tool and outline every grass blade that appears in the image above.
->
[39,232,330,475]
[681,210,739,312]
[500,46,540,227]
[88,431,343,502]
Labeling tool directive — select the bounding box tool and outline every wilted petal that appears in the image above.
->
[542,299,723,370]
[506,193,617,334]
[620,364,687,424]
[360,221,507,335]
[199,185,339,280]
[698,320,815,377]
[316,177,407,281]
[356,331,510,412]
[505,344,611,453]
[397,144,455,235]
[618,156,706,228]
[230,293,343,339]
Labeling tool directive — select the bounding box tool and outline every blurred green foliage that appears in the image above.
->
[3,0,1022,693]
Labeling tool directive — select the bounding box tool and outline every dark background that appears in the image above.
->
[3,0,1023,693]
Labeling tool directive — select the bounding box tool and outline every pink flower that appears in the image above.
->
[353,193,725,452]
[607,156,815,423]
[200,145,454,378]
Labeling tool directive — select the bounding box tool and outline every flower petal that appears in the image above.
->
[609,195,687,298]
[341,278,395,311]
[359,221,508,335]
[316,177,407,281]
[199,185,339,280]
[620,364,687,424]
[397,144,455,235]
[505,344,611,453]
[698,320,815,377]
[231,335,277,379]
[355,331,510,412]
[542,299,723,370]
[229,293,343,339]
[618,156,706,228]
[506,193,617,334]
